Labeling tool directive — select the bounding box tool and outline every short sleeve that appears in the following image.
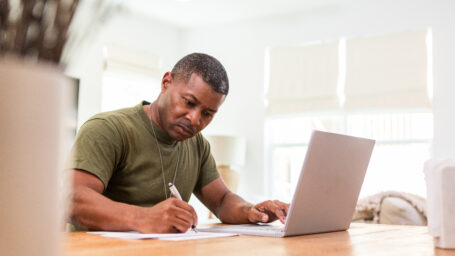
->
[195,134,220,190]
[68,118,123,190]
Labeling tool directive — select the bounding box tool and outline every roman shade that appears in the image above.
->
[103,44,161,77]
[266,41,340,115]
[344,30,431,109]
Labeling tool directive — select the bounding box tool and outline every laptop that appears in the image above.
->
[200,130,375,237]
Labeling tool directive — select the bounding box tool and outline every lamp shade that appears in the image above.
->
[206,135,246,166]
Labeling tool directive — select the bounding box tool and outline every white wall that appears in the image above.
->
[182,0,455,200]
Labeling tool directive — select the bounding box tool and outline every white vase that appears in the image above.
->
[0,57,73,256]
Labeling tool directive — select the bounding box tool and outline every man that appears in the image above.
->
[69,53,289,233]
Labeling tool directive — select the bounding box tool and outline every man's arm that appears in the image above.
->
[194,177,289,224]
[70,170,198,233]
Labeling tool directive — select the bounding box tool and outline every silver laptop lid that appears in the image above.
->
[284,130,375,236]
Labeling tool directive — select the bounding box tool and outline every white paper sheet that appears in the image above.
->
[87,230,237,241]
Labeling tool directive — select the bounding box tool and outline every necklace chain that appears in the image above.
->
[148,104,181,199]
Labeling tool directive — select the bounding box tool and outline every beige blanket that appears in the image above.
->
[352,191,427,224]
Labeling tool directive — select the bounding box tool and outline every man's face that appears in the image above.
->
[157,72,226,141]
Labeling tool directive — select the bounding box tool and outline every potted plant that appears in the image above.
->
[0,1,79,256]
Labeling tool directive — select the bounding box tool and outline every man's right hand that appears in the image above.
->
[132,198,198,233]
[71,170,197,233]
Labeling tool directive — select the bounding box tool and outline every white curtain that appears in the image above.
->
[344,29,431,109]
[266,41,340,115]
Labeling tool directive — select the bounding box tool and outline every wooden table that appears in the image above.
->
[64,223,455,256]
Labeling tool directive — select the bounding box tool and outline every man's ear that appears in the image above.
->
[161,72,173,91]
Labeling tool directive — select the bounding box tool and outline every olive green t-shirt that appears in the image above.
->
[69,101,219,206]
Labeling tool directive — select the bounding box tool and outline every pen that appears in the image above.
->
[168,183,199,233]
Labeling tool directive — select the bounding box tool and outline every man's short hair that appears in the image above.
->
[171,53,229,95]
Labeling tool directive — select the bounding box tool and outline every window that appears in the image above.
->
[101,45,161,112]
[265,29,432,201]
[102,70,160,112]
[266,111,433,201]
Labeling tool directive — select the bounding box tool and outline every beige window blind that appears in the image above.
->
[266,41,340,115]
[344,29,431,109]
[103,44,161,77]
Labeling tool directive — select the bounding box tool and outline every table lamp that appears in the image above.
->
[206,135,246,192]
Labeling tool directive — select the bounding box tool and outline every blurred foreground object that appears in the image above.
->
[425,159,455,249]
[0,0,79,63]
[0,1,80,256]
[0,56,74,256]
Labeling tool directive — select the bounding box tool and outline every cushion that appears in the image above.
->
[379,197,427,226]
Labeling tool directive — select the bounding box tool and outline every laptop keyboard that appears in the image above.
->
[202,224,284,233]
[228,224,282,231]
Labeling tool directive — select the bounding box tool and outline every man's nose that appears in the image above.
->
[186,110,201,127]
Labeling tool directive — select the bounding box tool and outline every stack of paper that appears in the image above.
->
[88,230,237,241]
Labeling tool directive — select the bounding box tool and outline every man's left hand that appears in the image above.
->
[247,200,290,224]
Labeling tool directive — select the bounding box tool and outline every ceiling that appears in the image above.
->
[121,0,346,28]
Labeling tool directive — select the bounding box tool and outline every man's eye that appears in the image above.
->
[183,98,195,107]
[203,111,213,118]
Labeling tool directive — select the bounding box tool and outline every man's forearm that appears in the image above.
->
[70,186,140,231]
[215,191,253,224]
